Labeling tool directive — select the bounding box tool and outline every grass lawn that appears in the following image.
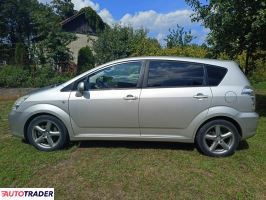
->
[0,86,265,199]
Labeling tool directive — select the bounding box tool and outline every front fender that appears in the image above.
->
[23,104,75,140]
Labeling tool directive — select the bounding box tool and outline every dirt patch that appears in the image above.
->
[0,88,35,100]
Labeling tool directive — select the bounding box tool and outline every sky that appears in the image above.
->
[39,0,209,45]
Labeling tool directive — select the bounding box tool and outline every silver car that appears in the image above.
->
[9,57,259,157]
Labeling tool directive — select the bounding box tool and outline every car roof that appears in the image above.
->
[105,56,236,68]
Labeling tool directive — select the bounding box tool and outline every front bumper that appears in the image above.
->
[8,110,25,139]
[237,112,259,139]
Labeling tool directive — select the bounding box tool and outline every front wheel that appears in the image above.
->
[195,120,240,157]
[27,115,69,151]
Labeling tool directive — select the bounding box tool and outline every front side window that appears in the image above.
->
[147,61,204,87]
[86,61,142,90]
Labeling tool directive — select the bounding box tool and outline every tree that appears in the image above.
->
[185,0,266,74]
[15,42,27,66]
[51,0,75,20]
[93,25,134,64]
[42,31,76,72]
[0,0,76,70]
[93,25,160,64]
[77,46,95,74]
[0,0,39,61]
[165,24,195,48]
[30,2,76,71]
[131,29,161,56]
[80,7,107,34]
[159,45,208,58]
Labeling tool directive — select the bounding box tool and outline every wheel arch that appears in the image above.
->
[23,113,67,141]
[194,116,242,142]
[22,104,74,141]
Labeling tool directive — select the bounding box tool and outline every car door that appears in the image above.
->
[139,60,212,137]
[69,61,144,136]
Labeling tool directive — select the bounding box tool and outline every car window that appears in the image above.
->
[86,62,142,90]
[206,65,227,86]
[147,61,204,87]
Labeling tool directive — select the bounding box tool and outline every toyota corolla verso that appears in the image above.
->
[9,57,259,157]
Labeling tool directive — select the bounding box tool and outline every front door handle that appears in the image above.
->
[193,93,209,99]
[123,94,138,100]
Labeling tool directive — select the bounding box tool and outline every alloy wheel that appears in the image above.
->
[31,120,61,149]
[203,125,235,155]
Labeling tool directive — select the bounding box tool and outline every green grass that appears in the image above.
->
[0,88,266,199]
[253,81,266,90]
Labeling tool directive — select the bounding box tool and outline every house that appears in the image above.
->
[61,10,98,64]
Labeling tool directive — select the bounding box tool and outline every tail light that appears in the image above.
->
[242,86,255,110]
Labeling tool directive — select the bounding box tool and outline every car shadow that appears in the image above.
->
[21,139,249,152]
[237,140,249,151]
[78,140,196,151]
[77,139,250,152]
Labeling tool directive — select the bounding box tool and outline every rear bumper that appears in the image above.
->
[237,112,259,139]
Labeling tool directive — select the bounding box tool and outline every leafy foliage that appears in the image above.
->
[51,0,76,20]
[93,26,162,64]
[0,0,38,48]
[0,65,73,88]
[0,0,76,72]
[0,66,31,87]
[31,2,76,71]
[77,46,95,74]
[33,65,73,87]
[131,29,161,56]
[159,45,208,58]
[165,24,196,48]
[93,25,208,63]
[185,0,266,74]
[15,43,28,67]
[80,7,107,35]
[93,26,134,64]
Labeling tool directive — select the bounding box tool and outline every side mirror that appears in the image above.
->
[77,82,85,94]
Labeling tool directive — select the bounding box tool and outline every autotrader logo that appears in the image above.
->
[0,188,54,200]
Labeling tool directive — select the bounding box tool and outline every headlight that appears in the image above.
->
[12,95,30,110]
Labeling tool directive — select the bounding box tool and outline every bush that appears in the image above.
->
[77,46,95,74]
[0,66,31,87]
[249,58,266,83]
[33,65,73,87]
[0,65,73,88]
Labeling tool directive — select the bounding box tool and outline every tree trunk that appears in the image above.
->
[244,49,250,76]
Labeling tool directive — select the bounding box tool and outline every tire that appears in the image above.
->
[195,120,240,157]
[27,115,69,151]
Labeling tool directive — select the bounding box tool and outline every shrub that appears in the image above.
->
[33,65,73,87]
[0,65,74,88]
[77,46,95,74]
[0,65,31,87]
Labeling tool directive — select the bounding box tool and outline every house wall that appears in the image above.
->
[67,33,97,64]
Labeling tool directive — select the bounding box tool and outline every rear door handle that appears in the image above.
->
[193,93,209,99]
[123,94,138,100]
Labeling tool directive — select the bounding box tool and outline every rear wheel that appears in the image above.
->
[195,120,240,157]
[27,115,69,151]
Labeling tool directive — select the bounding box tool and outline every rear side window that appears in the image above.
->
[206,65,227,86]
[147,61,204,87]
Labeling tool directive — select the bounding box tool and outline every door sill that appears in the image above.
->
[70,134,193,143]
